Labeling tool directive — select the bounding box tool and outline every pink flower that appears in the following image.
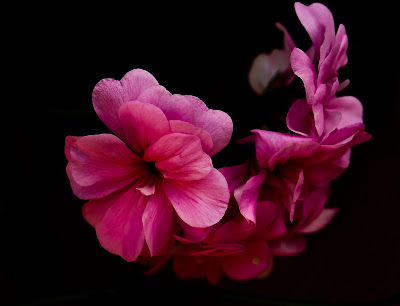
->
[173,199,285,283]
[248,23,296,94]
[287,2,355,138]
[65,69,232,262]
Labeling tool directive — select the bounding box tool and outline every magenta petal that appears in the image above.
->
[270,235,307,256]
[169,120,213,154]
[144,133,212,181]
[118,101,170,155]
[163,169,229,228]
[69,134,146,200]
[325,96,364,129]
[95,188,148,262]
[142,190,174,256]
[137,86,194,122]
[290,48,316,103]
[234,169,266,224]
[286,99,312,136]
[120,69,159,102]
[255,201,286,241]
[222,242,271,281]
[184,95,233,156]
[82,187,128,227]
[299,207,339,234]
[65,136,81,161]
[253,129,318,169]
[219,163,249,195]
[92,69,158,138]
[205,215,254,244]
[294,2,335,62]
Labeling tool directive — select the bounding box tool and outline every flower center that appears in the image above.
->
[146,161,163,182]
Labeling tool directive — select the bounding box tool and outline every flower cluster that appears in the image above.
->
[65,2,370,283]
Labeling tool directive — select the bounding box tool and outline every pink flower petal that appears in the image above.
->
[286,99,313,137]
[144,133,212,181]
[95,187,148,262]
[118,101,170,155]
[184,95,233,157]
[137,86,194,122]
[81,187,130,227]
[219,162,249,195]
[290,48,316,103]
[325,96,364,130]
[92,69,158,137]
[294,2,335,62]
[255,201,286,241]
[298,207,339,234]
[142,189,174,256]
[234,169,266,224]
[222,242,271,281]
[252,129,318,170]
[162,169,229,228]
[270,235,307,256]
[169,120,213,154]
[65,136,81,161]
[248,53,280,95]
[205,215,254,244]
[68,134,147,200]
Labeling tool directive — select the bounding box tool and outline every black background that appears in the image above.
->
[3,1,399,305]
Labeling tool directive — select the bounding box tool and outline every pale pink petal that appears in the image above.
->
[144,133,212,181]
[142,190,174,256]
[136,184,156,196]
[298,207,339,234]
[95,188,148,262]
[184,95,233,156]
[137,86,194,122]
[92,69,158,137]
[68,134,147,200]
[325,96,364,129]
[222,242,271,281]
[118,101,170,155]
[169,120,213,154]
[234,169,266,224]
[295,2,335,62]
[120,69,159,102]
[162,169,229,228]
[248,53,280,95]
[270,235,307,256]
[290,48,317,103]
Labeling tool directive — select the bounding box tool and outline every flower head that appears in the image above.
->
[65,69,232,261]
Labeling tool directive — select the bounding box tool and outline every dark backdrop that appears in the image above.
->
[3,1,399,304]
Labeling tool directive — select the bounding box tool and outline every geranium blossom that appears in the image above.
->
[65,69,232,262]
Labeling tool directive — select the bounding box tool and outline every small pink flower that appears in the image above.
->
[65,69,232,262]
[172,199,285,283]
[287,2,355,138]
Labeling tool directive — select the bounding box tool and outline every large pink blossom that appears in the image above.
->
[65,69,232,262]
